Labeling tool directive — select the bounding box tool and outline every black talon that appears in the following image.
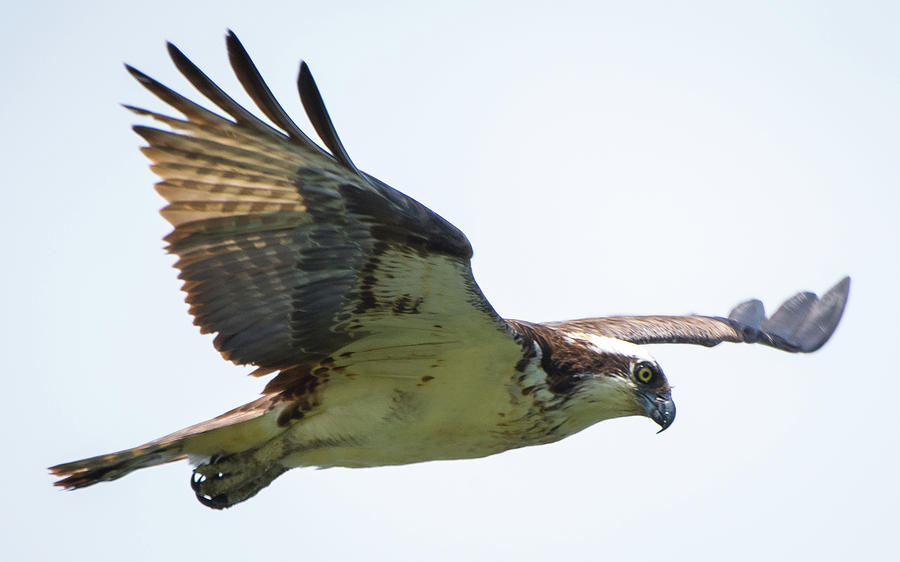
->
[198,492,230,509]
[190,470,206,492]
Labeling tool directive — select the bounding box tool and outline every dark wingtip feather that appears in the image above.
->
[165,41,189,69]
[163,36,283,138]
[728,299,765,330]
[731,277,850,353]
[124,63,153,85]
[297,61,361,174]
[794,276,850,352]
[224,31,323,151]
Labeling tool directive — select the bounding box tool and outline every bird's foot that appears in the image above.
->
[190,453,286,509]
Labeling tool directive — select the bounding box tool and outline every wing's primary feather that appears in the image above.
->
[224,31,325,151]
[548,277,850,352]
[297,60,361,174]
[755,276,850,352]
[165,41,288,140]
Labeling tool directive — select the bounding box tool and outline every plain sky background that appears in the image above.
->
[3,1,898,560]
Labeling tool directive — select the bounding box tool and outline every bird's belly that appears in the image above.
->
[279,364,561,468]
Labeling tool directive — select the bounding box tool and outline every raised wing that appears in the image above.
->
[129,31,516,372]
[548,277,850,352]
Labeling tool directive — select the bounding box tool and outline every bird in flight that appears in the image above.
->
[51,32,850,509]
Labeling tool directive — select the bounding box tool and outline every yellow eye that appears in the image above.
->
[635,363,657,384]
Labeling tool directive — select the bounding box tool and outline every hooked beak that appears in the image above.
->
[638,391,676,433]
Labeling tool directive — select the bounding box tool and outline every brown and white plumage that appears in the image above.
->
[50,32,850,509]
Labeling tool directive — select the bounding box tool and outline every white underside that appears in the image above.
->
[268,346,639,469]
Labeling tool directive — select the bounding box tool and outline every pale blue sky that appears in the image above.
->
[3,1,898,560]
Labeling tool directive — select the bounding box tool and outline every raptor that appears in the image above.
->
[51,32,850,509]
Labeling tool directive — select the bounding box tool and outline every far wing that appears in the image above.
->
[547,277,850,352]
[129,32,518,372]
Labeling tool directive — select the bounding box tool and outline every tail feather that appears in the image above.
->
[50,444,186,489]
[50,394,286,490]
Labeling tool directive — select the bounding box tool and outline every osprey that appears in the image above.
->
[51,32,850,509]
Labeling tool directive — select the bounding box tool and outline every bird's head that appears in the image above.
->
[546,332,676,433]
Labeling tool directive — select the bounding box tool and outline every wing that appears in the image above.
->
[129,31,519,373]
[547,277,850,352]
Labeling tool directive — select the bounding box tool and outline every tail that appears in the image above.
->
[50,442,186,489]
[50,394,285,489]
